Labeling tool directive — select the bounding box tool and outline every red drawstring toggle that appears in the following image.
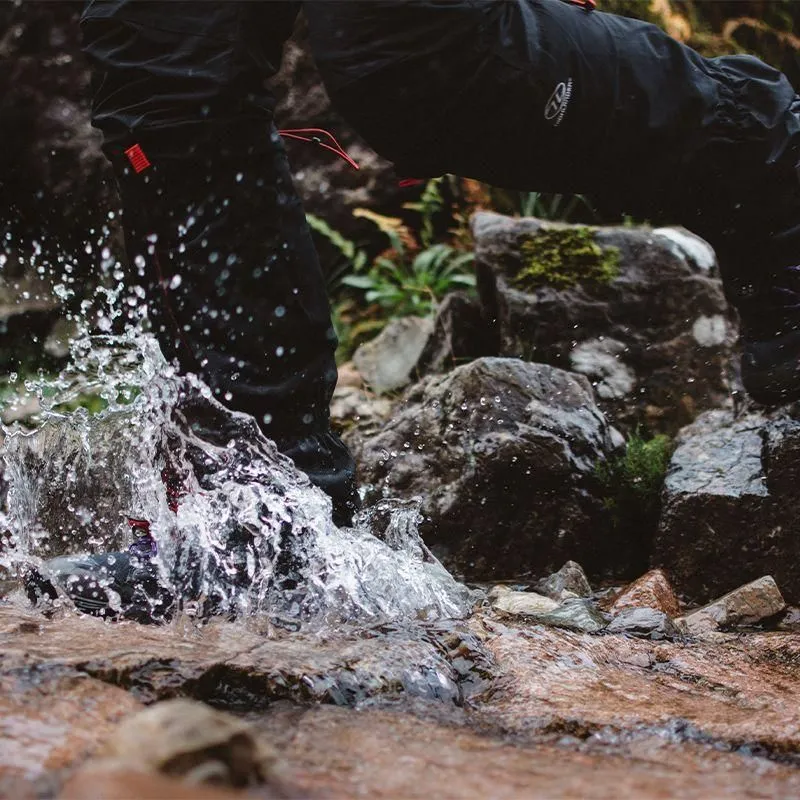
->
[279,127,360,171]
[569,0,596,8]
[125,143,151,173]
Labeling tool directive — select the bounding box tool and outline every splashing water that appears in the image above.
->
[0,325,473,629]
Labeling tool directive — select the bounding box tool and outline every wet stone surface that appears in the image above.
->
[472,212,736,435]
[0,603,487,710]
[5,599,800,797]
[655,408,800,602]
[0,659,142,798]
[352,357,624,581]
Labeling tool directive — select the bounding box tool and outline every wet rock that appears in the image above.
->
[351,357,624,581]
[654,408,800,602]
[335,361,363,390]
[484,616,800,785]
[777,606,800,633]
[61,767,249,800]
[5,604,800,798]
[353,316,434,394]
[0,658,142,790]
[100,699,278,787]
[473,213,735,434]
[534,561,592,601]
[417,291,498,375]
[606,607,678,640]
[677,576,786,637]
[609,569,680,617]
[330,385,393,435]
[0,605,468,707]
[489,586,559,617]
[256,702,800,800]
[489,592,608,633]
[531,598,608,634]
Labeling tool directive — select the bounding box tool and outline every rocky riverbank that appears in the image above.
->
[3,558,800,799]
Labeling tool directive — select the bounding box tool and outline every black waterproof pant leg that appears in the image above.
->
[80,1,359,523]
[305,0,800,294]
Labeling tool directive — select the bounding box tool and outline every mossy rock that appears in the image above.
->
[514,227,620,291]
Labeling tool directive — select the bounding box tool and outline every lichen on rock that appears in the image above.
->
[514,227,620,291]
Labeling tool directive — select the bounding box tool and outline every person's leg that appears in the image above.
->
[80,1,358,521]
[26,1,359,622]
[306,0,800,404]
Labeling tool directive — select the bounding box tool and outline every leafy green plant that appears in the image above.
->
[311,178,477,321]
[517,191,596,222]
[342,241,475,318]
[305,212,368,294]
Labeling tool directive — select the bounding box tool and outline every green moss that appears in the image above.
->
[515,227,620,291]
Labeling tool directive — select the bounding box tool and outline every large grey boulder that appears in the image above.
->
[351,357,624,580]
[653,408,800,603]
[473,212,736,434]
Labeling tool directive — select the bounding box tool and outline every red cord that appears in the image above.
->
[279,127,360,170]
[398,178,425,188]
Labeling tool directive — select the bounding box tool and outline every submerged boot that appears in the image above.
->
[24,520,174,623]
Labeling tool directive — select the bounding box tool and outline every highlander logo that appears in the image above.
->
[544,79,573,127]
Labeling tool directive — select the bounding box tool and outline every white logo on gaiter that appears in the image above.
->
[544,79,573,127]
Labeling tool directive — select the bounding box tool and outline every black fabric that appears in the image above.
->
[306,0,800,288]
[82,0,300,150]
[81,0,359,522]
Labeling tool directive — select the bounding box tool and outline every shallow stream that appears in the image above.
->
[2,311,800,798]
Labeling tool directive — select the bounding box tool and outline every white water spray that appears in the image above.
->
[0,321,473,628]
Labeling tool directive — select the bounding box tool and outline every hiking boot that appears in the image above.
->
[732,265,800,406]
[24,519,174,624]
